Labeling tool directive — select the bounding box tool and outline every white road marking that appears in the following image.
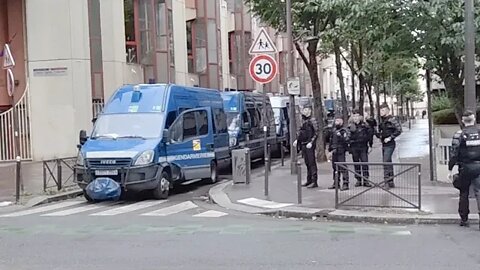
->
[193,210,228,218]
[0,201,13,207]
[0,201,85,217]
[91,200,167,216]
[41,204,103,216]
[141,201,198,216]
[237,197,293,209]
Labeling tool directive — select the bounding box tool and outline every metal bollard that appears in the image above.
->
[280,142,285,167]
[267,144,271,172]
[15,156,21,203]
[296,159,302,204]
[264,149,269,197]
[245,149,251,185]
[56,159,63,191]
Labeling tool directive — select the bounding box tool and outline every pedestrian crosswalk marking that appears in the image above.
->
[193,210,228,218]
[91,200,167,216]
[0,201,84,217]
[141,201,198,216]
[42,204,103,216]
[237,198,293,209]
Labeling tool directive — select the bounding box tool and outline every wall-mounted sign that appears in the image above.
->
[33,67,68,77]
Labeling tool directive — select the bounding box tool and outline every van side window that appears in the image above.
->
[247,108,258,128]
[183,111,197,140]
[242,111,250,126]
[165,111,177,128]
[214,108,228,134]
[197,110,208,136]
[170,118,183,142]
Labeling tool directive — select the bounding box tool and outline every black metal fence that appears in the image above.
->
[334,162,421,210]
[42,157,77,192]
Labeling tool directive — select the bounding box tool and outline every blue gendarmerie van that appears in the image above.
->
[75,84,229,200]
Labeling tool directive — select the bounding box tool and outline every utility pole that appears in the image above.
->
[426,69,436,182]
[286,0,297,174]
[465,0,476,113]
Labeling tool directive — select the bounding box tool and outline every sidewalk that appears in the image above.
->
[0,160,79,206]
[210,119,480,224]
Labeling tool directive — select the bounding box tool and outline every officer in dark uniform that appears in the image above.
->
[448,110,480,229]
[293,105,319,188]
[348,109,374,187]
[376,104,402,188]
[327,115,350,190]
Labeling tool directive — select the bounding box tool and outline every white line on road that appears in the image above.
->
[141,201,198,216]
[0,201,85,217]
[237,198,293,209]
[193,210,228,218]
[41,204,103,216]
[90,200,167,216]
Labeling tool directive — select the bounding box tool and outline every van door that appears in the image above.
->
[212,108,229,161]
[166,107,214,181]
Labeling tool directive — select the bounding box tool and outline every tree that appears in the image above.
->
[407,0,480,124]
[245,0,339,159]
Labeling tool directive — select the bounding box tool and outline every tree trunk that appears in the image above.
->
[375,82,381,123]
[383,82,387,104]
[443,75,465,126]
[351,49,356,110]
[359,74,366,116]
[333,41,348,123]
[302,41,326,161]
[366,82,375,117]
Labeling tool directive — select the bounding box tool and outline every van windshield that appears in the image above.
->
[92,113,164,139]
[227,112,241,133]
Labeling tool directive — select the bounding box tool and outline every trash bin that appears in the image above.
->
[232,148,251,184]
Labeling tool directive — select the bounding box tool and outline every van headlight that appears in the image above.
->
[134,150,154,166]
[229,137,237,147]
[76,153,84,166]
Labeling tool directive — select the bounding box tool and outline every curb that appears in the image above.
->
[208,180,330,218]
[327,210,480,225]
[209,180,478,225]
[25,189,83,207]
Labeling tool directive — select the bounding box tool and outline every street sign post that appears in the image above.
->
[249,54,277,197]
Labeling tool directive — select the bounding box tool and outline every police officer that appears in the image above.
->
[348,109,374,187]
[448,110,480,229]
[376,104,402,188]
[327,116,350,190]
[293,105,319,188]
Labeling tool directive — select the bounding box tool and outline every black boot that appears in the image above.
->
[363,181,373,188]
[307,183,318,189]
[341,183,349,191]
[355,181,362,187]
[460,216,469,227]
[328,182,338,189]
[302,182,312,187]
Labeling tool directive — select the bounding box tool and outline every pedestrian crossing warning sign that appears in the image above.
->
[2,44,15,69]
[249,28,277,55]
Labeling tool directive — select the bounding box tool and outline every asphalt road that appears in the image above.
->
[1,157,479,269]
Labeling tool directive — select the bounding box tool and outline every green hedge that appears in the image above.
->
[432,109,457,125]
[433,108,480,125]
[431,95,452,112]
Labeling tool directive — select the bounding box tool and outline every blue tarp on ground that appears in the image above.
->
[85,178,121,201]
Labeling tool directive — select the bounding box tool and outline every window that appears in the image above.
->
[214,108,228,134]
[186,20,195,73]
[197,110,209,136]
[183,111,197,140]
[124,0,138,63]
[165,111,177,129]
[247,108,259,128]
[171,117,183,142]
[228,31,234,74]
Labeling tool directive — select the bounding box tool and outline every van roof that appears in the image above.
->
[269,96,290,108]
[103,84,169,114]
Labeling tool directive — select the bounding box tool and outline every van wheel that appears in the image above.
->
[203,161,218,184]
[153,171,170,200]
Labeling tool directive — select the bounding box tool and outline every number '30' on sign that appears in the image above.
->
[249,54,277,84]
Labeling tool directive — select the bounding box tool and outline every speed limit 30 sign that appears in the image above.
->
[249,54,277,84]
